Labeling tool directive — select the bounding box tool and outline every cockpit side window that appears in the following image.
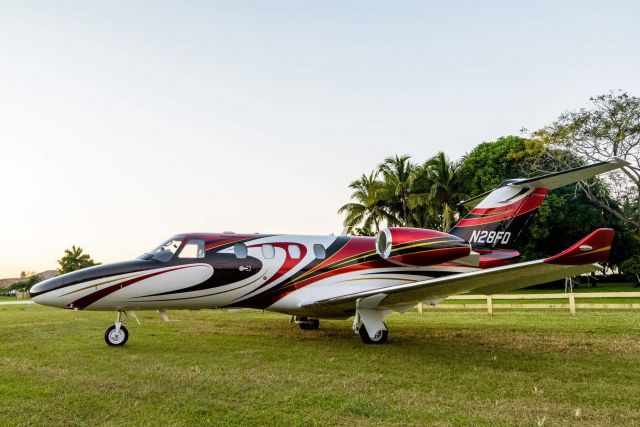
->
[179,239,205,259]
[143,238,183,263]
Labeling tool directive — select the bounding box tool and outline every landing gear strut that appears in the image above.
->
[290,316,320,330]
[105,311,129,346]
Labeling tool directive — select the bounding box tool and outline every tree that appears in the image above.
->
[377,154,416,226]
[620,256,640,287]
[9,272,41,292]
[338,172,395,235]
[424,152,466,231]
[404,162,441,230]
[534,91,640,234]
[405,152,467,231]
[57,245,100,274]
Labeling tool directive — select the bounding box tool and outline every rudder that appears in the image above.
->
[449,184,547,250]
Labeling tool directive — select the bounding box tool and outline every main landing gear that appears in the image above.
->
[290,316,320,330]
[358,323,388,344]
[105,311,129,346]
[353,301,389,344]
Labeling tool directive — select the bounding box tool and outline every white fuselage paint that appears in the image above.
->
[32,234,477,317]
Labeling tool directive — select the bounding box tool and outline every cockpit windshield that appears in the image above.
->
[138,237,184,263]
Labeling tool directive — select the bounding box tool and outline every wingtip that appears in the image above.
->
[544,228,615,265]
[611,157,631,167]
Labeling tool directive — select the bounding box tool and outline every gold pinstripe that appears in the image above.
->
[571,246,611,257]
[60,272,146,297]
[335,277,416,283]
[389,238,459,253]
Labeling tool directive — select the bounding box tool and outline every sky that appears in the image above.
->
[1,1,639,277]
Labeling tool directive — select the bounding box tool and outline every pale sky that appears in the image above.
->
[1,1,639,277]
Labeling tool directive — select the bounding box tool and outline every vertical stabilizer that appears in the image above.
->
[449,158,627,250]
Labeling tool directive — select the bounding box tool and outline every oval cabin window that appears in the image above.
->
[313,244,326,259]
[288,244,301,259]
[262,244,275,259]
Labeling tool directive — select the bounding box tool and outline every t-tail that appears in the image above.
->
[449,158,629,250]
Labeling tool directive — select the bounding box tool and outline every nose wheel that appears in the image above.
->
[105,324,129,346]
[105,311,129,346]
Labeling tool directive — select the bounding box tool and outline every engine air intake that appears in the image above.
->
[375,227,471,267]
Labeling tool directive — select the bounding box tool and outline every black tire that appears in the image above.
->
[299,319,320,330]
[358,324,388,344]
[104,325,129,346]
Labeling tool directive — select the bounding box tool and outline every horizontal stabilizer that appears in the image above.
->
[459,158,629,208]
[512,158,629,191]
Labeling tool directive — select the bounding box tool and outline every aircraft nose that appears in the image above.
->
[29,260,156,308]
[30,276,66,307]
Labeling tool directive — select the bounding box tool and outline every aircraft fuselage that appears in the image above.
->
[30,232,475,319]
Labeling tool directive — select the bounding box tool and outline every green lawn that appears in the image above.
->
[1,305,640,426]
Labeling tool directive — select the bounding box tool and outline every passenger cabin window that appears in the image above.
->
[234,243,248,259]
[313,244,326,259]
[262,244,275,259]
[288,244,301,259]
[179,239,205,258]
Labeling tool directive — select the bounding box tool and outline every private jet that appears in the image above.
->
[30,159,627,345]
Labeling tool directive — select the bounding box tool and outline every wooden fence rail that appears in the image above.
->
[417,292,640,316]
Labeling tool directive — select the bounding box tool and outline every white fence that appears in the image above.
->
[418,292,640,316]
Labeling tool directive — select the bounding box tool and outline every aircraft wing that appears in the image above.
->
[302,228,614,313]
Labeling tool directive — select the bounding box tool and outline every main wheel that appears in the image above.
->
[105,325,129,346]
[299,319,320,330]
[358,324,388,344]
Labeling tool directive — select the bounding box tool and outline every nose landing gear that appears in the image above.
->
[105,311,129,346]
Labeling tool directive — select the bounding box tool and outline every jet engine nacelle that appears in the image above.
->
[375,227,471,267]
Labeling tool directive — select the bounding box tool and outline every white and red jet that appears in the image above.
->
[31,159,627,345]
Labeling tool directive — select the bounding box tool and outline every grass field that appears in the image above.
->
[1,305,640,426]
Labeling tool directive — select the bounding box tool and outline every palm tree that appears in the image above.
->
[407,162,440,229]
[57,245,100,274]
[378,154,415,226]
[424,152,466,231]
[338,172,394,235]
[338,153,466,233]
